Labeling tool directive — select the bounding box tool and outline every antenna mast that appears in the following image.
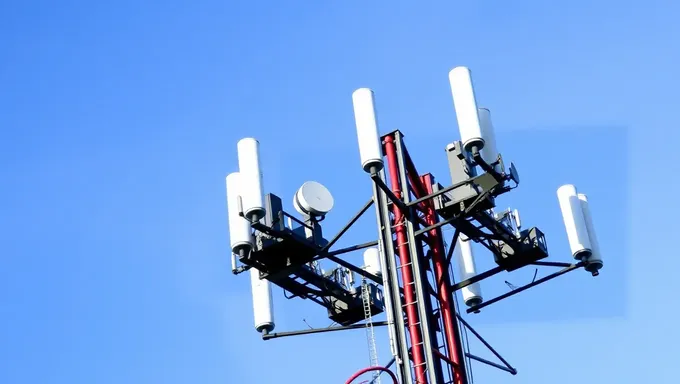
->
[225,66,603,384]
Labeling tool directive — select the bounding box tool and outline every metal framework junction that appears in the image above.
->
[227,67,602,384]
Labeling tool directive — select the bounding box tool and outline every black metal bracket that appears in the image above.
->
[262,320,389,341]
[467,261,586,313]
[371,172,409,213]
[406,175,478,208]
[471,147,504,184]
[531,261,573,268]
[451,266,505,292]
[231,264,251,275]
[319,198,374,253]
[437,229,460,289]
[325,252,382,285]
[413,185,496,238]
[466,353,516,375]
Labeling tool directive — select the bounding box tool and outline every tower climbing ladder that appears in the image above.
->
[362,277,381,384]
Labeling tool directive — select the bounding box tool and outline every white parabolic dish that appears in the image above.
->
[294,181,335,216]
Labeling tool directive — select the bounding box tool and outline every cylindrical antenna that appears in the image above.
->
[455,234,483,308]
[513,208,521,229]
[363,247,383,278]
[237,138,266,222]
[477,108,500,172]
[352,88,384,174]
[250,267,275,334]
[557,184,592,260]
[449,67,485,152]
[577,193,603,275]
[512,208,522,236]
[226,172,253,256]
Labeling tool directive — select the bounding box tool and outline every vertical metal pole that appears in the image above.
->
[372,170,413,384]
[422,174,469,384]
[384,135,429,384]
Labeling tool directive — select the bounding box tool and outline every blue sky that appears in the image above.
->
[1,1,678,383]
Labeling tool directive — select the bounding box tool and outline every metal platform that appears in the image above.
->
[237,193,385,325]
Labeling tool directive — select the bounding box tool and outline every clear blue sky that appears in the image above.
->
[1,1,678,383]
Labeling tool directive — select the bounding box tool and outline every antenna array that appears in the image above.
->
[225,66,603,384]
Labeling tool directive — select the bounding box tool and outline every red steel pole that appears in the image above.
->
[383,135,428,384]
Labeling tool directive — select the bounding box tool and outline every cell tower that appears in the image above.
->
[225,66,603,384]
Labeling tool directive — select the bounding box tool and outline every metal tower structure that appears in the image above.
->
[226,66,603,384]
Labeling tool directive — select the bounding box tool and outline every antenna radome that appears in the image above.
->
[449,67,484,152]
[352,88,384,174]
[226,172,253,256]
[250,267,275,334]
[456,234,483,308]
[513,208,522,230]
[578,193,603,276]
[363,247,383,278]
[557,184,592,260]
[237,138,265,222]
[478,107,500,172]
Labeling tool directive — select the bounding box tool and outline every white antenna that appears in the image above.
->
[449,67,484,152]
[352,88,384,174]
[477,107,501,172]
[455,234,483,308]
[250,267,275,334]
[237,138,265,222]
[557,184,592,260]
[363,247,383,278]
[513,208,521,230]
[226,172,253,256]
[577,193,603,275]
[293,181,335,217]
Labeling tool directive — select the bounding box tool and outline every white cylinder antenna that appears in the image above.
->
[250,267,275,334]
[226,172,253,255]
[512,209,521,230]
[237,138,265,222]
[477,108,500,171]
[578,193,603,275]
[293,181,335,217]
[557,184,592,260]
[449,67,484,152]
[352,88,384,173]
[455,234,483,308]
[363,247,383,277]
